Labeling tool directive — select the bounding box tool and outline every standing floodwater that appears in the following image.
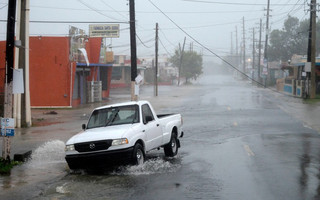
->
[0,139,183,200]
[1,72,320,199]
[0,140,67,199]
[40,155,182,200]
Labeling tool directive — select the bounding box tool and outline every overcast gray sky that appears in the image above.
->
[0,0,310,62]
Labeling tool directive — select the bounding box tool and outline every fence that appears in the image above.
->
[295,80,305,97]
[284,78,295,95]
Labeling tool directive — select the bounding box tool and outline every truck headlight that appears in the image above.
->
[65,144,75,151]
[112,138,128,146]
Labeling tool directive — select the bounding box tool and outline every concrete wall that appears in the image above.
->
[1,37,112,107]
[29,37,74,107]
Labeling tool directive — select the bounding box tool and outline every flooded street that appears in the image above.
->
[1,69,320,200]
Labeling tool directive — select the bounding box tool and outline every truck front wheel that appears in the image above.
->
[132,143,145,165]
[164,133,178,157]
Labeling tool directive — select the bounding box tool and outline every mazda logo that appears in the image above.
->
[89,143,95,149]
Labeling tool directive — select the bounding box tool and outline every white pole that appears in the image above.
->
[70,62,73,107]
[24,0,32,126]
[14,0,21,128]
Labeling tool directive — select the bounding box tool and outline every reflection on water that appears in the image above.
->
[298,136,320,199]
[299,140,310,192]
[39,155,182,199]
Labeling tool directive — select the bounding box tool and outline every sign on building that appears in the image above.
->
[89,24,120,38]
[69,26,87,62]
[0,118,15,137]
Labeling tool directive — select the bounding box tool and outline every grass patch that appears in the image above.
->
[303,94,320,104]
[0,158,21,175]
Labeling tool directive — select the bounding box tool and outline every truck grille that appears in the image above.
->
[75,140,113,152]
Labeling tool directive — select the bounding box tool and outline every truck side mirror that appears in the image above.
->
[145,116,153,124]
[82,124,86,130]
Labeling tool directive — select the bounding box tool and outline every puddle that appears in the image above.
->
[0,140,67,190]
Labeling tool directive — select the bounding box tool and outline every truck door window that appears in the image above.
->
[142,104,155,124]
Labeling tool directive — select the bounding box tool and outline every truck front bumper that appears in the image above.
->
[65,147,134,170]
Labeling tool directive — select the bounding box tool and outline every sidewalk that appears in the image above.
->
[3,84,196,157]
[263,87,320,133]
[31,85,193,126]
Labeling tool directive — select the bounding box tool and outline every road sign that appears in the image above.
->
[1,118,15,136]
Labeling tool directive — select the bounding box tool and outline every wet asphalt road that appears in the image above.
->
[1,72,320,200]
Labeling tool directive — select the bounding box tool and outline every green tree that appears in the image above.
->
[268,15,320,62]
[268,16,306,61]
[170,49,203,83]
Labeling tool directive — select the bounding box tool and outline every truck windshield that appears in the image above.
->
[87,105,139,129]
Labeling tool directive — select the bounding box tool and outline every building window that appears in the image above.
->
[112,67,122,80]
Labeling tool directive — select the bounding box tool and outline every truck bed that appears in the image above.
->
[157,114,176,118]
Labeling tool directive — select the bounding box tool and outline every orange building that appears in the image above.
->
[0,36,113,108]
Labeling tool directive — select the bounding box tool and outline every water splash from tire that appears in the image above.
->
[113,157,181,175]
[28,140,66,168]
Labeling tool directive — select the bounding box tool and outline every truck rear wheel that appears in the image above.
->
[164,133,178,157]
[132,143,145,165]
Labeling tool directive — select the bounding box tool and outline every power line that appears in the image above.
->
[26,4,264,14]
[159,37,173,57]
[271,3,304,25]
[182,0,304,6]
[77,0,123,21]
[100,0,128,20]
[148,0,282,91]
[0,20,129,24]
[0,3,7,10]
[136,34,154,48]
[111,36,154,49]
[159,28,176,47]
[144,17,262,31]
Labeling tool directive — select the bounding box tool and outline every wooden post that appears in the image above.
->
[155,23,158,96]
[310,0,317,99]
[129,0,138,101]
[2,0,17,160]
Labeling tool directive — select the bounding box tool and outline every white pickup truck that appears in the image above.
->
[65,100,183,170]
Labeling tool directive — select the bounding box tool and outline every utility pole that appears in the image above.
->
[252,27,256,81]
[19,0,32,127]
[258,18,262,84]
[235,26,239,68]
[231,32,234,68]
[3,0,17,160]
[154,23,158,96]
[13,0,21,128]
[242,17,246,77]
[231,32,233,55]
[178,37,186,86]
[307,0,317,99]
[264,0,271,87]
[129,0,137,101]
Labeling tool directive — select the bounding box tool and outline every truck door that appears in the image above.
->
[142,104,162,150]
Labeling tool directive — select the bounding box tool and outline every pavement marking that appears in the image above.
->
[233,122,238,126]
[227,106,231,111]
[243,144,255,157]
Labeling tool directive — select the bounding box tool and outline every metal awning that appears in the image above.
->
[293,62,320,67]
[76,63,113,67]
[112,65,146,70]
